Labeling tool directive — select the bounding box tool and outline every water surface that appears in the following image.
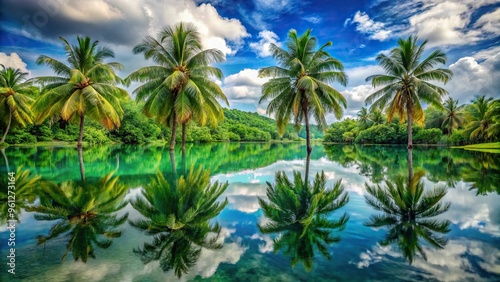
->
[0,143,499,281]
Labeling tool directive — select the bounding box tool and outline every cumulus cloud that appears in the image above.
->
[446,52,500,102]
[346,11,391,41]
[222,182,268,213]
[0,52,29,73]
[249,30,280,57]
[1,0,249,55]
[222,68,269,103]
[362,0,500,47]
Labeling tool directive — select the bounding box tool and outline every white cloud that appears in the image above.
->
[474,7,500,34]
[303,16,321,24]
[249,30,280,57]
[347,11,391,41]
[0,52,29,73]
[446,52,500,103]
[222,68,269,103]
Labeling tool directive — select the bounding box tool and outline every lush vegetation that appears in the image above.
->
[1,24,498,149]
[324,96,500,145]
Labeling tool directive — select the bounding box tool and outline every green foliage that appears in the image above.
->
[323,119,358,143]
[355,124,396,144]
[414,128,443,144]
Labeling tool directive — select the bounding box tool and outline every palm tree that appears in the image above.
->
[258,29,348,155]
[364,170,451,264]
[357,107,371,128]
[127,22,228,151]
[26,173,129,262]
[442,97,464,135]
[258,170,349,271]
[130,166,228,277]
[0,66,35,144]
[32,36,127,148]
[365,35,452,151]
[369,108,385,125]
[463,96,495,142]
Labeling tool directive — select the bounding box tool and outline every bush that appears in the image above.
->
[447,129,468,145]
[83,127,111,144]
[5,129,37,144]
[414,128,443,144]
[355,124,396,144]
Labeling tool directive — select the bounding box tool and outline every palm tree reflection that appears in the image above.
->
[364,170,451,264]
[26,173,129,262]
[130,166,228,278]
[258,169,349,271]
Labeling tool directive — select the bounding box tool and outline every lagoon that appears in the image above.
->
[0,143,499,281]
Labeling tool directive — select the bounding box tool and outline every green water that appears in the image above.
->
[0,143,499,281]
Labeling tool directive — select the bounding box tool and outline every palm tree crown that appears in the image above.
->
[32,36,127,147]
[463,96,497,141]
[259,29,347,154]
[442,97,464,135]
[365,35,452,149]
[0,66,34,144]
[127,22,229,151]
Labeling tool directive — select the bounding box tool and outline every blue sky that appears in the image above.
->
[1,0,499,122]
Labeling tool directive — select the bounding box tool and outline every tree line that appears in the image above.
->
[1,22,498,150]
[324,95,500,145]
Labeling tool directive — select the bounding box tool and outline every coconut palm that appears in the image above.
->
[258,29,348,155]
[26,173,129,262]
[127,22,228,151]
[365,35,452,151]
[357,107,371,128]
[130,166,228,277]
[32,36,127,148]
[370,108,385,125]
[442,97,464,135]
[0,66,35,144]
[364,170,451,264]
[463,96,496,141]
[258,170,349,271]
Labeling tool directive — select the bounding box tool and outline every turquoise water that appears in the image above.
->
[0,143,499,281]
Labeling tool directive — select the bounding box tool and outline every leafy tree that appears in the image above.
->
[130,166,228,277]
[369,108,385,125]
[365,35,452,151]
[442,97,464,135]
[364,170,451,264]
[128,22,228,151]
[259,29,347,155]
[258,170,349,271]
[26,173,129,262]
[32,36,127,148]
[0,66,34,144]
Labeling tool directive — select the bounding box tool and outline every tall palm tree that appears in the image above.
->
[32,36,127,148]
[364,170,451,264]
[26,172,129,262]
[258,170,349,271]
[442,97,464,135]
[130,166,228,277]
[463,96,495,141]
[365,35,452,150]
[258,29,348,155]
[0,66,35,144]
[127,22,228,151]
[357,107,371,129]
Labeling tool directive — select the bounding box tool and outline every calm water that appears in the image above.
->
[0,143,499,281]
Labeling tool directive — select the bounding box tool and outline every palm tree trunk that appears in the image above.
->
[78,146,85,182]
[181,123,186,151]
[305,151,311,184]
[1,148,9,172]
[169,150,177,180]
[77,115,85,149]
[407,108,413,183]
[0,110,13,144]
[302,99,312,155]
[181,147,186,176]
[170,112,177,151]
